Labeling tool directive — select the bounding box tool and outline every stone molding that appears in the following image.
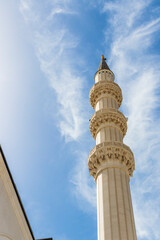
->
[88,141,135,179]
[0,154,33,240]
[89,109,127,139]
[89,81,122,109]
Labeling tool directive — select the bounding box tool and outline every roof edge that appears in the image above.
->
[0,145,35,240]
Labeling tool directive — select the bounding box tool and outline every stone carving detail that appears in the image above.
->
[90,108,127,139]
[89,81,122,109]
[88,141,135,178]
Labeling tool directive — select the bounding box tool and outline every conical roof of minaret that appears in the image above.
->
[98,55,110,71]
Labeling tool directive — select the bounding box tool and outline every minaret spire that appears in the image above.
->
[98,55,110,71]
[88,56,137,240]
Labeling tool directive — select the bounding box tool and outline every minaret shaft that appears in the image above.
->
[88,56,137,240]
[97,168,136,240]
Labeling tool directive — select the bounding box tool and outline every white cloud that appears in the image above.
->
[34,30,87,141]
[19,0,39,23]
[103,0,151,29]
[19,0,95,216]
[19,1,160,239]
[48,7,77,20]
[19,0,87,141]
[70,152,96,210]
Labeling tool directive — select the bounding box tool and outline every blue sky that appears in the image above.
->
[0,0,160,239]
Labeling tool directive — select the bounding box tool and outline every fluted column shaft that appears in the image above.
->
[97,168,136,240]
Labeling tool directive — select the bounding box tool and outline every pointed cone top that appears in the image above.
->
[98,55,110,71]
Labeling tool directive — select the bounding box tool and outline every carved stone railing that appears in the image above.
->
[88,141,135,179]
[89,109,127,139]
[89,81,122,109]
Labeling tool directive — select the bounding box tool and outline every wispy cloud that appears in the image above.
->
[19,0,95,218]
[70,152,96,211]
[103,0,151,29]
[19,0,97,220]
[19,0,160,239]
[103,0,160,239]
[19,0,87,141]
[48,7,77,20]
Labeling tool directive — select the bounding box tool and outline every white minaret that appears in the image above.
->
[88,55,137,240]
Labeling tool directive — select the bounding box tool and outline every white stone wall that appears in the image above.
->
[0,152,33,240]
[96,127,123,144]
[0,235,15,240]
[95,97,118,111]
[95,71,123,146]
[0,178,25,240]
[95,70,114,83]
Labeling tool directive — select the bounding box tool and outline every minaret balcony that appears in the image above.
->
[89,81,122,109]
[89,109,127,139]
[88,141,135,179]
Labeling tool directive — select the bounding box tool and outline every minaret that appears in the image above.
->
[88,55,137,240]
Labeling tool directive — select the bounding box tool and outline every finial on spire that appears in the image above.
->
[101,55,106,60]
[98,55,110,71]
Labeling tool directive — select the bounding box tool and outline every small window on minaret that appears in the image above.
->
[99,72,101,74]
[102,71,104,73]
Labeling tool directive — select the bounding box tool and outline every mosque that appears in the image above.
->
[0,56,137,240]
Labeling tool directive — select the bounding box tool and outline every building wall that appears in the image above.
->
[0,177,25,240]
[0,235,15,240]
[0,152,33,240]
